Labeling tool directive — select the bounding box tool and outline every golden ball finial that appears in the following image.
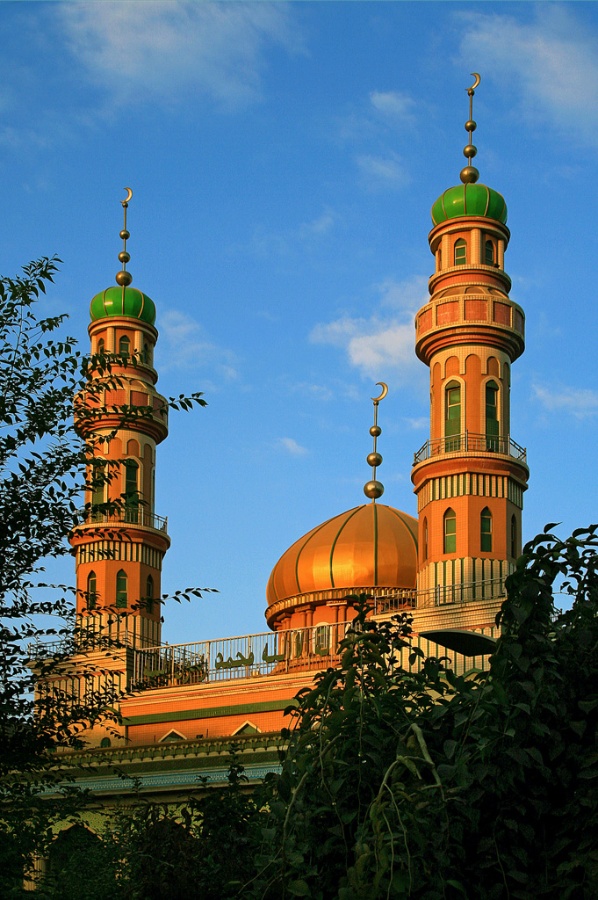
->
[116,270,133,286]
[364,480,384,500]
[460,165,480,184]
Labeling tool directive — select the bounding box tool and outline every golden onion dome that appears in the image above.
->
[266,503,418,626]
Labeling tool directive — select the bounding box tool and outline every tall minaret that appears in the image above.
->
[411,76,528,610]
[70,190,170,649]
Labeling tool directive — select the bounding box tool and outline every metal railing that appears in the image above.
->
[82,508,168,532]
[130,617,492,690]
[416,576,507,607]
[413,432,526,465]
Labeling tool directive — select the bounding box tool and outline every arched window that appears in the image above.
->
[481,507,492,552]
[314,624,330,655]
[146,574,154,614]
[119,335,130,357]
[443,508,456,554]
[91,460,106,518]
[484,240,494,266]
[294,631,304,658]
[124,459,139,523]
[454,239,466,266]
[423,517,428,562]
[445,381,461,451]
[116,570,128,608]
[510,515,518,559]
[486,381,499,450]
[97,337,105,356]
[87,572,97,610]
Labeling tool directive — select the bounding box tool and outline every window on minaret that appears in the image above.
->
[146,575,154,614]
[116,570,128,608]
[510,515,518,559]
[119,335,131,357]
[481,508,492,552]
[486,381,499,450]
[124,460,139,523]
[454,239,466,265]
[445,382,461,451]
[97,338,105,356]
[423,517,428,562]
[484,240,494,266]
[91,460,106,519]
[87,572,97,611]
[443,509,456,554]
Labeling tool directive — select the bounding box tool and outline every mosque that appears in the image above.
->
[35,77,528,803]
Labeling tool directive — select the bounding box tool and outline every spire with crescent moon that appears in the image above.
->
[363,382,387,501]
[116,187,134,288]
[461,73,481,185]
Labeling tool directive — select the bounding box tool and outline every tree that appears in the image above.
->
[248,527,598,899]
[0,258,206,894]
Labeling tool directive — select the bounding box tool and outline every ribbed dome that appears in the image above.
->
[90,286,156,325]
[431,183,507,226]
[266,503,418,610]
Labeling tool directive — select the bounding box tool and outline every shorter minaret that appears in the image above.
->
[412,76,528,612]
[71,190,170,650]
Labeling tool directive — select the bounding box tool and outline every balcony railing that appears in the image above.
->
[413,432,526,465]
[416,576,507,607]
[130,617,494,690]
[81,508,168,532]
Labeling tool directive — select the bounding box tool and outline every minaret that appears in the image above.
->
[70,189,170,649]
[411,76,528,610]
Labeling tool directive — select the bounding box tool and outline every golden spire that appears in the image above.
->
[460,73,481,185]
[116,187,133,287]
[363,382,387,502]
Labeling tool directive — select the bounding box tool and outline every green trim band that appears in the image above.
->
[124,697,298,727]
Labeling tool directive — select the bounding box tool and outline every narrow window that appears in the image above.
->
[510,515,518,559]
[443,509,456,554]
[91,460,106,519]
[481,507,492,552]
[119,335,130,357]
[116,570,128,608]
[314,625,330,655]
[423,517,428,562]
[445,382,461,451]
[484,240,494,266]
[294,631,304,658]
[486,381,499,451]
[146,574,154,614]
[454,239,466,266]
[124,459,139,523]
[87,572,97,610]
[97,338,105,356]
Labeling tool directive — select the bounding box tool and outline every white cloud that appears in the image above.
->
[158,309,238,379]
[356,151,410,189]
[458,7,598,147]
[58,1,297,110]
[310,276,428,380]
[369,90,416,123]
[277,437,308,456]
[532,384,598,419]
[299,210,336,238]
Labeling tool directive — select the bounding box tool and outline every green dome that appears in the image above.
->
[90,286,156,325]
[431,183,507,227]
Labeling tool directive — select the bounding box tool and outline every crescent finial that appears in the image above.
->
[122,186,133,206]
[371,382,388,403]
[469,72,481,93]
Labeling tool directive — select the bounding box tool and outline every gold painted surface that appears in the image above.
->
[266,504,418,607]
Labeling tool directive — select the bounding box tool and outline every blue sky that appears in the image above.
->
[3,1,597,642]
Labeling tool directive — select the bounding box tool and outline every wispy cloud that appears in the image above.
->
[458,6,598,147]
[277,437,308,456]
[532,384,598,419]
[158,309,238,379]
[58,1,298,110]
[310,276,427,380]
[369,90,416,124]
[356,151,410,190]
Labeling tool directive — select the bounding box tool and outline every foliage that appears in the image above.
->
[0,259,207,892]
[247,527,598,899]
[39,753,264,900]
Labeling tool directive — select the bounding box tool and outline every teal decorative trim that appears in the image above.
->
[124,697,298,727]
